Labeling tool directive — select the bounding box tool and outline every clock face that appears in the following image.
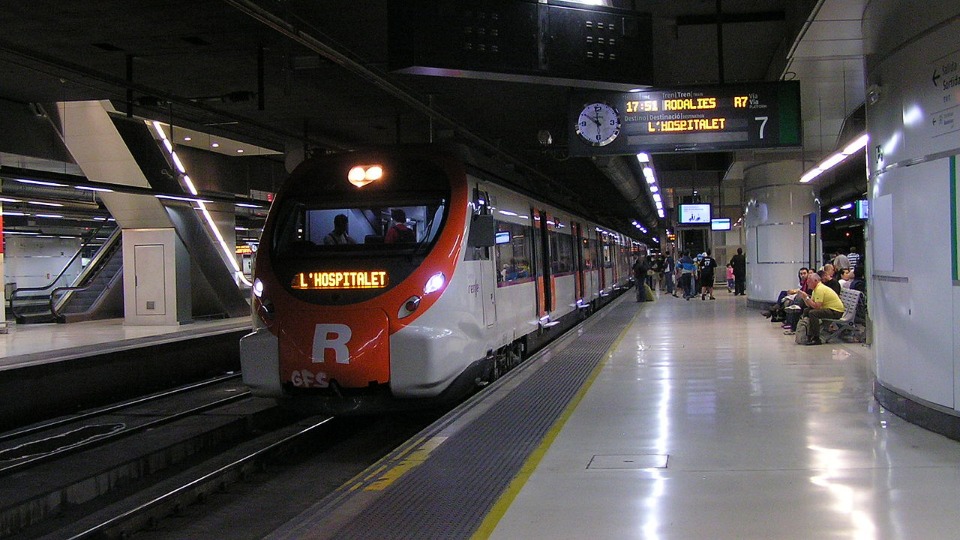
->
[576,102,621,146]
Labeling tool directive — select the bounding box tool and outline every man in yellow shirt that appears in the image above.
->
[795,273,844,345]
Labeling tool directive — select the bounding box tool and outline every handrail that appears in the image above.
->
[7,226,114,321]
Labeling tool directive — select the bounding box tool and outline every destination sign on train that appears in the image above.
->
[292,270,388,290]
[568,81,801,156]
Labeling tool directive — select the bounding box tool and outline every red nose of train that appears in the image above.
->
[278,308,390,390]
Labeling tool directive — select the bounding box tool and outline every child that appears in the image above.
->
[726,263,735,293]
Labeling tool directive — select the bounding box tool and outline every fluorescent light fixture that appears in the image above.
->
[840,203,853,210]
[821,219,832,224]
[650,185,659,193]
[835,215,849,221]
[235,203,262,208]
[172,152,187,174]
[828,207,839,213]
[842,134,869,155]
[2,212,27,216]
[657,209,665,218]
[152,121,168,140]
[28,201,64,207]
[155,194,211,203]
[15,179,67,187]
[0,197,20,203]
[35,214,64,218]
[652,193,662,203]
[819,153,846,171]
[75,185,114,193]
[800,168,824,184]
[643,168,655,182]
[637,153,650,163]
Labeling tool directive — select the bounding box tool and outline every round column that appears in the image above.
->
[865,0,960,436]
[743,160,818,303]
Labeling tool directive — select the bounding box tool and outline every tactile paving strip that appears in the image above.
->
[332,298,639,539]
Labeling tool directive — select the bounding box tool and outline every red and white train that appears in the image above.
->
[241,145,642,413]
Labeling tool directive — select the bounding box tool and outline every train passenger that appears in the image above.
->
[821,263,841,295]
[323,214,357,245]
[729,247,746,295]
[663,250,676,296]
[678,251,696,300]
[699,249,718,300]
[633,255,649,302]
[385,209,415,243]
[795,272,844,345]
[837,267,854,288]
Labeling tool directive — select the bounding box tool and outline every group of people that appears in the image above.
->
[762,246,865,345]
[323,209,415,245]
[632,247,746,302]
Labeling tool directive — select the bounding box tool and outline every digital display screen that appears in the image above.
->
[678,204,711,225]
[569,81,801,156]
[856,199,869,219]
[495,231,511,244]
[710,218,731,231]
[292,271,388,290]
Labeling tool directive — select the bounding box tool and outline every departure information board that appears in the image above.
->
[568,81,801,156]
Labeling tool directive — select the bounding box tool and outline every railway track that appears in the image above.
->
[0,374,445,539]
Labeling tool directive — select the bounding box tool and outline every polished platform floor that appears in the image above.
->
[485,290,960,539]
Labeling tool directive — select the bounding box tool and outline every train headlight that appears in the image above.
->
[424,272,445,295]
[253,278,264,298]
[348,164,384,188]
[398,295,421,319]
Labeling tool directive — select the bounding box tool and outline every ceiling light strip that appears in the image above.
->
[152,120,252,286]
[799,132,868,184]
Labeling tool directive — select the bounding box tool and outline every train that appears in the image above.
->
[240,144,643,413]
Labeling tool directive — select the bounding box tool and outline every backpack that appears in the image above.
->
[795,318,811,345]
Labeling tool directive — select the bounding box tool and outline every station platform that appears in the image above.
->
[270,290,960,539]
[0,317,250,430]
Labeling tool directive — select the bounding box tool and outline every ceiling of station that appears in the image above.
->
[0,0,866,241]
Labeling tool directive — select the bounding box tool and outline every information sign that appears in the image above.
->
[569,81,801,156]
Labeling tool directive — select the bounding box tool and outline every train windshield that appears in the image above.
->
[273,199,447,257]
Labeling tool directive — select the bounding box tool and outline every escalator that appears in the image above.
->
[8,229,123,324]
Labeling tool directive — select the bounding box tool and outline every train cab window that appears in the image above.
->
[494,220,532,284]
[273,200,446,257]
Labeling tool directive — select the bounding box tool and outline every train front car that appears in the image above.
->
[240,149,469,413]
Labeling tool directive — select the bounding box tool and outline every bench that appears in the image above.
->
[820,288,863,343]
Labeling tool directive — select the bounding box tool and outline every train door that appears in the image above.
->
[532,208,552,316]
[572,222,584,302]
[474,187,497,327]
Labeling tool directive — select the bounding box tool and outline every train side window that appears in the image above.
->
[494,220,532,284]
[548,231,573,274]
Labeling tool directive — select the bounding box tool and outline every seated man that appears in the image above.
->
[795,272,844,345]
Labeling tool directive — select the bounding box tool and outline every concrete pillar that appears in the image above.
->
[864,0,960,421]
[742,160,818,303]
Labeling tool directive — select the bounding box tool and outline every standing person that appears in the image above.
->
[663,250,676,296]
[678,251,696,300]
[385,209,415,243]
[323,214,357,245]
[730,247,747,296]
[846,246,861,271]
[725,263,735,293]
[833,251,850,272]
[699,249,718,300]
[632,255,649,302]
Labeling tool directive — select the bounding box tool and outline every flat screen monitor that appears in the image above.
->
[711,218,731,231]
[856,199,869,220]
[678,203,711,225]
[495,231,511,244]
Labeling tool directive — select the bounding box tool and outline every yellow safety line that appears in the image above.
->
[471,304,642,539]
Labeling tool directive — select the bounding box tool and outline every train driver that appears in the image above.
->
[323,213,357,245]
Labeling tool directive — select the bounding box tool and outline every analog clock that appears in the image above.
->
[576,102,621,146]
